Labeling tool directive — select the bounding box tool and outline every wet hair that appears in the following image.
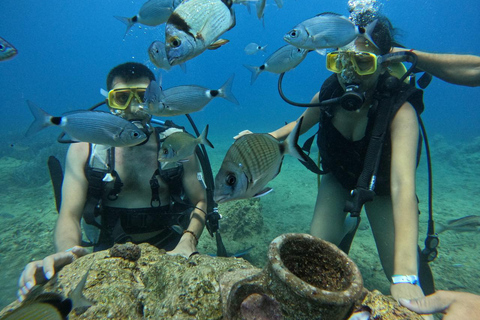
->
[106,62,155,90]
[370,16,395,55]
[355,12,395,55]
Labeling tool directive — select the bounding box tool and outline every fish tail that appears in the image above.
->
[436,223,446,234]
[243,64,262,85]
[25,100,53,137]
[199,125,214,149]
[360,19,379,49]
[217,74,239,105]
[114,16,135,37]
[285,117,322,174]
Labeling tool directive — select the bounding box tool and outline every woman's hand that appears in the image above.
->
[391,283,434,320]
[167,232,198,258]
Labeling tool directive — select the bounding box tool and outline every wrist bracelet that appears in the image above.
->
[391,275,419,285]
[183,230,198,245]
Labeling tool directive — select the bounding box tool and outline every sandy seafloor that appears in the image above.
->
[0,130,479,311]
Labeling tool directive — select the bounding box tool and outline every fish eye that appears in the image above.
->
[170,37,181,48]
[289,30,297,38]
[162,148,169,154]
[132,132,139,137]
[226,173,236,186]
[0,44,4,50]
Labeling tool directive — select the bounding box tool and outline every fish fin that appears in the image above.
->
[231,246,255,257]
[208,39,230,50]
[199,125,214,149]
[221,0,234,9]
[26,100,53,137]
[243,64,262,85]
[99,88,108,98]
[315,48,327,55]
[285,117,322,174]
[217,74,240,105]
[178,62,187,73]
[359,19,379,48]
[316,12,342,17]
[255,0,266,19]
[253,187,273,198]
[69,265,94,310]
[114,16,135,38]
[273,0,283,8]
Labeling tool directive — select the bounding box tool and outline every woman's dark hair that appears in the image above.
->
[354,12,395,55]
[106,62,155,90]
[370,16,395,55]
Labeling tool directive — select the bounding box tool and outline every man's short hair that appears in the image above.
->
[106,62,155,90]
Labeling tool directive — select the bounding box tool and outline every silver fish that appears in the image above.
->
[144,80,165,115]
[244,44,308,84]
[214,117,321,203]
[159,125,214,163]
[283,12,378,51]
[148,40,172,70]
[0,37,17,61]
[244,42,268,55]
[2,268,93,320]
[115,0,183,36]
[147,74,239,116]
[148,40,187,72]
[165,0,235,65]
[26,101,147,147]
[437,215,480,234]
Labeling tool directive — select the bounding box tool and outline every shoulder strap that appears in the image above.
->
[83,144,114,229]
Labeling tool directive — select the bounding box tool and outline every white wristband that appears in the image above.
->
[391,275,419,285]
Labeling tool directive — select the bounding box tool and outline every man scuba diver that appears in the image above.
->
[18,62,209,301]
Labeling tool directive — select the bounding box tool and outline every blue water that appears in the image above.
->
[0,0,479,312]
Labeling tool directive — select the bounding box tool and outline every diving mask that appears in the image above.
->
[326,51,378,76]
[108,87,147,110]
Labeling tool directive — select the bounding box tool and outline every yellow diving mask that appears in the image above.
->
[107,87,147,110]
[326,51,378,76]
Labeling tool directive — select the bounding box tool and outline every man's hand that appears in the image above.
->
[391,283,433,320]
[400,290,480,320]
[17,246,88,301]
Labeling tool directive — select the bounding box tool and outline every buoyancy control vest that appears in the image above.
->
[316,73,424,199]
[82,121,197,249]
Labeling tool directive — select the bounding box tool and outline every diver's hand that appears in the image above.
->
[391,283,434,320]
[167,233,198,258]
[400,290,480,320]
[233,130,253,140]
[17,246,88,301]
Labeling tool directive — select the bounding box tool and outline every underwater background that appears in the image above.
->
[0,0,479,310]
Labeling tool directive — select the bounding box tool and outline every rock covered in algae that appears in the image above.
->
[109,242,141,261]
[353,290,425,320]
[0,242,427,320]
